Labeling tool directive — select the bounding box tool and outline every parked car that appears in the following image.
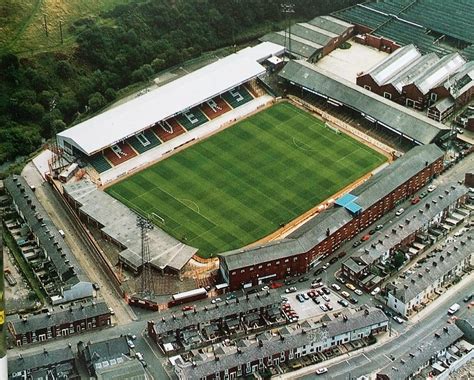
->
[393,316,404,324]
[127,340,135,349]
[302,293,309,300]
[463,294,473,302]
[411,196,420,205]
[329,257,338,264]
[419,191,428,198]
[135,352,144,361]
[261,285,269,291]
[396,208,405,216]
[211,298,222,304]
[340,291,350,299]
[299,276,309,282]
[345,283,356,291]
[338,251,347,258]
[182,305,194,311]
[336,277,345,284]
[285,279,297,285]
[331,283,341,291]
[314,268,324,276]
[322,294,330,302]
[361,234,370,241]
[427,184,437,192]
[92,283,100,291]
[307,291,316,298]
[319,304,328,312]
[322,263,330,270]
[375,224,384,230]
[352,241,361,248]
[316,367,328,375]
[348,296,358,304]
[322,287,330,295]
[371,287,381,296]
[225,294,236,301]
[285,287,297,293]
[325,303,333,311]
[270,282,284,289]
[311,282,323,288]
[338,299,349,307]
[369,229,376,235]
[313,297,320,304]
[354,289,363,296]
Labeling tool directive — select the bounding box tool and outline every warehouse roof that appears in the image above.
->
[377,324,464,380]
[448,61,474,98]
[389,53,440,93]
[308,15,353,36]
[364,44,421,86]
[63,180,197,272]
[260,33,320,59]
[279,60,449,144]
[57,42,284,155]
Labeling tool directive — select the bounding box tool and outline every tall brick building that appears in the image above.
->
[219,144,444,290]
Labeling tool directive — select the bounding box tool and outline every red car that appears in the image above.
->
[182,305,194,311]
[411,196,421,205]
[270,282,283,289]
[361,234,370,242]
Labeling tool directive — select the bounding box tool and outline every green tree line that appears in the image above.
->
[0,0,359,168]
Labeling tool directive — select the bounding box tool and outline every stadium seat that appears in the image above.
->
[153,119,186,142]
[221,86,253,108]
[104,141,137,166]
[177,107,209,131]
[88,154,112,173]
[127,129,161,154]
[200,96,232,120]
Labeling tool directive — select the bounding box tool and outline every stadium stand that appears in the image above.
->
[462,45,474,61]
[221,86,254,108]
[103,141,137,166]
[153,118,186,142]
[177,107,209,131]
[127,128,161,154]
[88,153,112,173]
[200,96,232,120]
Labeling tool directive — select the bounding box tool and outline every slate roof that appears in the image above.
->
[5,175,93,302]
[389,53,440,93]
[176,307,387,379]
[79,336,130,367]
[377,324,464,379]
[152,291,281,336]
[63,180,197,272]
[8,346,75,375]
[279,60,449,144]
[308,15,353,36]
[95,358,146,380]
[9,301,110,335]
[220,145,444,271]
[389,232,473,303]
[429,97,455,114]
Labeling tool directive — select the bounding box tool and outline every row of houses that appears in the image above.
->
[4,175,94,304]
[386,232,473,318]
[357,44,474,121]
[341,183,470,290]
[218,144,444,290]
[148,291,283,354]
[174,307,388,380]
[8,300,111,346]
[9,335,148,380]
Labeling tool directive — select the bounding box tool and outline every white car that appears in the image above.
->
[331,283,341,291]
[396,208,405,216]
[261,285,270,291]
[322,294,330,302]
[393,316,404,324]
[211,298,222,304]
[135,352,144,360]
[316,367,328,375]
[354,289,363,296]
[427,184,437,192]
[371,287,381,296]
[127,340,135,349]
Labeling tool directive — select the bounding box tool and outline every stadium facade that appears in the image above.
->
[219,144,444,290]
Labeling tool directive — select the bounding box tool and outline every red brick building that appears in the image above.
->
[219,144,444,290]
[8,301,111,346]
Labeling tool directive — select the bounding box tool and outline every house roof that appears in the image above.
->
[279,60,449,144]
[95,358,146,380]
[5,176,93,301]
[429,97,455,113]
[79,336,130,367]
[308,15,353,35]
[9,301,110,335]
[377,324,464,379]
[57,42,284,155]
[8,346,75,375]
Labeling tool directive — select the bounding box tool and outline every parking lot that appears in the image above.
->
[282,285,345,321]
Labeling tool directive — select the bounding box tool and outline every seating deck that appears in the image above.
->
[103,141,137,166]
[177,107,209,131]
[200,96,232,120]
[88,154,112,173]
[153,119,186,142]
[127,129,161,154]
[221,86,254,108]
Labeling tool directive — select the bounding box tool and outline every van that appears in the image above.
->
[448,303,460,315]
[58,229,65,238]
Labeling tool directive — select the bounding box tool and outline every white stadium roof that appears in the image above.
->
[58,42,285,155]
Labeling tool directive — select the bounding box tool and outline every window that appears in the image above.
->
[276,261,280,265]
[241,269,245,273]
[364,85,371,91]
[258,265,262,269]
[430,92,437,102]
[383,92,392,99]
[267,263,271,267]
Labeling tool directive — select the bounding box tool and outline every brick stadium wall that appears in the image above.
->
[224,155,443,289]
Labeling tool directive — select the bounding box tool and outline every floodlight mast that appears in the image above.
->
[281,3,295,57]
[137,215,154,296]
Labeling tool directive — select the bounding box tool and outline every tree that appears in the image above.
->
[56,60,75,79]
[104,88,117,102]
[88,92,106,111]
[393,252,406,270]
[57,95,79,120]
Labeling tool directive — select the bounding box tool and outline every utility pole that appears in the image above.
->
[43,14,49,37]
[281,3,295,57]
[137,216,154,297]
[59,21,63,44]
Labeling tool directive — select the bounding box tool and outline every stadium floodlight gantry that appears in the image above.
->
[57,42,285,159]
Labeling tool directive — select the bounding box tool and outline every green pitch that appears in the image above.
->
[106,102,386,257]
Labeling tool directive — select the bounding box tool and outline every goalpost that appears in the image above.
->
[150,212,165,225]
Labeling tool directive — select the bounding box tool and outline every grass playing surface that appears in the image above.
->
[106,102,387,257]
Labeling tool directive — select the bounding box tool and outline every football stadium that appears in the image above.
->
[105,102,386,257]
